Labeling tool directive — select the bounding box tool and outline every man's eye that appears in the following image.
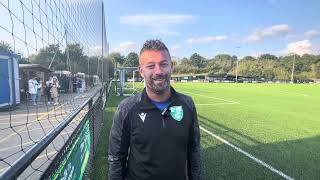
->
[147,65,155,69]
[161,63,169,67]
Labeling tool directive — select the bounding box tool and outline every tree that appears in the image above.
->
[29,44,64,70]
[28,43,88,73]
[66,43,87,73]
[180,57,192,66]
[258,54,278,61]
[190,53,206,68]
[0,41,13,53]
[109,52,125,67]
[241,56,256,61]
[207,54,236,76]
[123,52,139,67]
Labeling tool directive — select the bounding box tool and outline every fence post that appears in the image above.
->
[88,98,94,154]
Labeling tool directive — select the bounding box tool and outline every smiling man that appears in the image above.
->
[108,39,201,180]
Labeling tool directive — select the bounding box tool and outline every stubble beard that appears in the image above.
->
[147,74,170,95]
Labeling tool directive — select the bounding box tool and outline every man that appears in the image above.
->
[108,39,201,180]
[45,77,53,105]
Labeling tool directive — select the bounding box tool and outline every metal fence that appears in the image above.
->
[0,82,111,179]
[0,0,109,179]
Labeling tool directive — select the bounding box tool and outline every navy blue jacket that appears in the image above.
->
[108,87,201,180]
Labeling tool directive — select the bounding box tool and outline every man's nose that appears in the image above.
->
[154,64,163,75]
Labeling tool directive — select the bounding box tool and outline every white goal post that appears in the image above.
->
[116,67,144,96]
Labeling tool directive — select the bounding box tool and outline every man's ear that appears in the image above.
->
[138,66,144,79]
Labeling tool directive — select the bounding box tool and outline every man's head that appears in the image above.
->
[31,73,37,80]
[139,39,173,95]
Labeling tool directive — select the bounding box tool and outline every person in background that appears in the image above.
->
[36,77,42,105]
[50,76,60,105]
[28,75,38,106]
[45,77,53,105]
[76,77,82,94]
[73,77,78,93]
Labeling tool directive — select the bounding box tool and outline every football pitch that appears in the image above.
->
[175,82,320,180]
[95,82,320,179]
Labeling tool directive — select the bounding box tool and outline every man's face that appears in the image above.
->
[139,50,173,95]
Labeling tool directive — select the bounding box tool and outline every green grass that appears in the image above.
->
[92,82,320,179]
[174,82,320,180]
[91,88,125,180]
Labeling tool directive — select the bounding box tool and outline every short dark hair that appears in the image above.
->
[140,39,170,56]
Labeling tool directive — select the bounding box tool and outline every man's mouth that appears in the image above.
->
[153,78,165,82]
[152,76,167,83]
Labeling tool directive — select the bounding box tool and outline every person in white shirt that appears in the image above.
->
[36,77,42,105]
[50,76,60,105]
[28,75,38,106]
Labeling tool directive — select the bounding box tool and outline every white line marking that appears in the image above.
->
[277,90,309,97]
[196,102,239,106]
[200,126,294,180]
[181,90,240,104]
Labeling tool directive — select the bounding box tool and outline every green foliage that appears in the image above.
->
[190,53,206,68]
[258,53,278,61]
[123,52,139,67]
[29,44,65,70]
[109,52,125,67]
[173,53,320,80]
[0,41,13,53]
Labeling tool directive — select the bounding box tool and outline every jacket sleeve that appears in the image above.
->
[108,101,131,180]
[187,100,201,180]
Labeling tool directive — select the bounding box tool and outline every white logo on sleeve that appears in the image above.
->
[139,113,147,122]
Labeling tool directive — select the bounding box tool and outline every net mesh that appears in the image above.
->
[0,0,109,179]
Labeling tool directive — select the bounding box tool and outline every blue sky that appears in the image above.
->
[104,0,320,58]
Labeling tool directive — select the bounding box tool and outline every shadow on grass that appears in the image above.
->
[201,118,320,179]
[199,114,262,145]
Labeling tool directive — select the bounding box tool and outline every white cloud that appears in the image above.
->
[250,52,265,58]
[245,24,290,42]
[112,41,138,55]
[148,30,180,36]
[304,29,320,38]
[286,40,312,55]
[120,14,196,27]
[120,14,196,36]
[187,35,228,44]
[170,45,181,52]
[88,46,102,57]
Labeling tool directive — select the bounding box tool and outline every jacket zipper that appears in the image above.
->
[161,107,168,128]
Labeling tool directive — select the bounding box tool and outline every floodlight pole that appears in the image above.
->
[235,46,240,82]
[101,2,104,82]
[133,70,135,89]
[291,53,295,83]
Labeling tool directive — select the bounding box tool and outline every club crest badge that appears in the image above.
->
[170,106,183,121]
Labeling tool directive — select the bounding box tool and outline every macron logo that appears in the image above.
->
[139,113,147,122]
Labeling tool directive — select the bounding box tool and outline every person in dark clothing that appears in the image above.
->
[108,39,201,180]
[76,77,82,94]
[45,77,53,105]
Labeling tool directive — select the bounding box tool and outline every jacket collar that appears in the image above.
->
[140,86,177,110]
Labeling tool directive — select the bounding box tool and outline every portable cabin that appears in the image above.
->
[0,51,20,108]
